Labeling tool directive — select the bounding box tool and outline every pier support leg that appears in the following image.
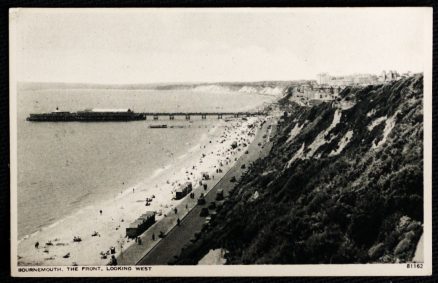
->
[218,114,222,119]
[185,115,190,120]
[202,115,206,120]
[153,115,158,120]
[170,115,174,120]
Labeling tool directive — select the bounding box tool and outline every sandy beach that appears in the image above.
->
[17,116,264,266]
[135,116,275,265]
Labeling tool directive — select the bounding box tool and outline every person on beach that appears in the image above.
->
[100,209,102,215]
[152,233,155,241]
[177,218,181,226]
[34,242,39,249]
[109,255,118,265]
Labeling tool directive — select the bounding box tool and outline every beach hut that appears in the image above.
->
[175,187,185,200]
[126,220,144,238]
[175,182,193,200]
[139,211,156,228]
[126,211,156,238]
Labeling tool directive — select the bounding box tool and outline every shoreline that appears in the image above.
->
[17,122,214,242]
[135,115,276,265]
[17,116,265,266]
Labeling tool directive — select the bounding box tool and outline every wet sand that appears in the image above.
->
[135,117,276,265]
[17,117,264,266]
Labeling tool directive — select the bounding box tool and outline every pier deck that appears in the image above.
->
[142,112,266,120]
[141,112,265,116]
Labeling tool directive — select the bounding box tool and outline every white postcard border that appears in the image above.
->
[9,7,433,277]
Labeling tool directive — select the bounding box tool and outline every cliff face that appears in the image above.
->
[191,84,285,97]
[175,75,424,264]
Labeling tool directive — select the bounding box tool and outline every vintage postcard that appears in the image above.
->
[10,8,432,277]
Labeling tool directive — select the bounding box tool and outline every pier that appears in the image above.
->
[27,110,266,122]
[142,112,266,120]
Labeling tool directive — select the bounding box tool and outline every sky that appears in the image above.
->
[11,8,431,84]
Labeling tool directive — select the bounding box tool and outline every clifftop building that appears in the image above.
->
[291,70,413,106]
[317,70,409,87]
[317,73,331,85]
[380,70,403,82]
[317,73,379,86]
[294,83,342,102]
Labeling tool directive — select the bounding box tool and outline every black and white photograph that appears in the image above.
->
[9,8,432,276]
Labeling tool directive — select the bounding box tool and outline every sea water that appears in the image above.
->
[16,87,274,239]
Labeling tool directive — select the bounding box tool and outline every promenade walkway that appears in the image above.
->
[117,119,275,265]
[137,120,276,265]
[117,148,234,265]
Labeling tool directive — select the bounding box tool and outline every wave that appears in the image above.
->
[69,191,93,206]
[18,204,95,243]
[177,153,188,160]
[149,164,172,179]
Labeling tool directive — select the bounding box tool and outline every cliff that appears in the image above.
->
[175,75,424,264]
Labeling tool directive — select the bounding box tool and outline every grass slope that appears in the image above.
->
[175,75,423,264]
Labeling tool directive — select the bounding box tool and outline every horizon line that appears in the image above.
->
[17,70,421,87]
[17,79,314,86]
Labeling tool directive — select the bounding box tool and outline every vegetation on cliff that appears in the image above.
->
[175,75,423,264]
